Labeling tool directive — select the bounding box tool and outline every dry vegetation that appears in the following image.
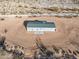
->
[0,0,79,15]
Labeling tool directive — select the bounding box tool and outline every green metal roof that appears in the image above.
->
[27,21,56,28]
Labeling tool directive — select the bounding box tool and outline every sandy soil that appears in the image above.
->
[0,16,79,52]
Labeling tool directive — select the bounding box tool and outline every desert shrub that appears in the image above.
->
[0,18,5,21]
[0,49,6,56]
[12,50,24,59]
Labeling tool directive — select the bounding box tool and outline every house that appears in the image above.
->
[23,20,56,32]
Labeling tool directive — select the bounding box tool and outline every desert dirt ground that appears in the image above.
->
[0,16,79,53]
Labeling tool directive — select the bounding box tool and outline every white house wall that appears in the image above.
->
[27,27,56,32]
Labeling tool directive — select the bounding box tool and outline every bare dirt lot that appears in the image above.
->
[0,16,79,53]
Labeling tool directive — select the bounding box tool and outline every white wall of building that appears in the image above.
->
[27,27,56,32]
